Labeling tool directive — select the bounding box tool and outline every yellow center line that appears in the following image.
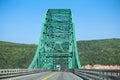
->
[42,72,58,80]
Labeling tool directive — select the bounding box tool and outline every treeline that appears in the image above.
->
[77,38,120,66]
[0,41,37,69]
[0,38,120,69]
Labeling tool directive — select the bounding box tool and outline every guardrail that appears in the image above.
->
[70,69,120,80]
[0,69,49,79]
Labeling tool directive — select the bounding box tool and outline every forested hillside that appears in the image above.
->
[0,38,120,69]
[0,41,37,69]
[77,38,120,66]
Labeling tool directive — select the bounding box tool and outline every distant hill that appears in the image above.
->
[0,38,120,69]
[0,41,37,69]
[77,38,120,66]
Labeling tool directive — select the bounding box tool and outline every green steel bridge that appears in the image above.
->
[29,9,81,70]
[0,9,119,80]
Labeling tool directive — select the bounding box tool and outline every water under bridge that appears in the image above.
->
[0,9,119,80]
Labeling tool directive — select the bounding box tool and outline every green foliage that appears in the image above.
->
[0,41,37,69]
[77,38,120,66]
[0,38,120,68]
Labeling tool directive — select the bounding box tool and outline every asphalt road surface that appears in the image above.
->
[4,71,83,80]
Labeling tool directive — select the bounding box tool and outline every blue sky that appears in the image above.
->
[0,0,120,44]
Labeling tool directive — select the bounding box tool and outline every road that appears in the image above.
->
[4,71,83,80]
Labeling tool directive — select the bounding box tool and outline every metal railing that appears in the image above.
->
[70,69,120,80]
[0,69,49,79]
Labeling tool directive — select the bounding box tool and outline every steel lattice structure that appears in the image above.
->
[29,9,81,70]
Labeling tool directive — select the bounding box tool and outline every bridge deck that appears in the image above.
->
[3,71,83,80]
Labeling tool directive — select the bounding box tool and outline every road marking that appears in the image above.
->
[42,72,58,80]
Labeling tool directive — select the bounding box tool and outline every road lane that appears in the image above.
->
[3,72,53,80]
[41,72,58,80]
[47,72,83,80]
[3,72,83,80]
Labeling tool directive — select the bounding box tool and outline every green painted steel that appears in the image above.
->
[29,9,81,69]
